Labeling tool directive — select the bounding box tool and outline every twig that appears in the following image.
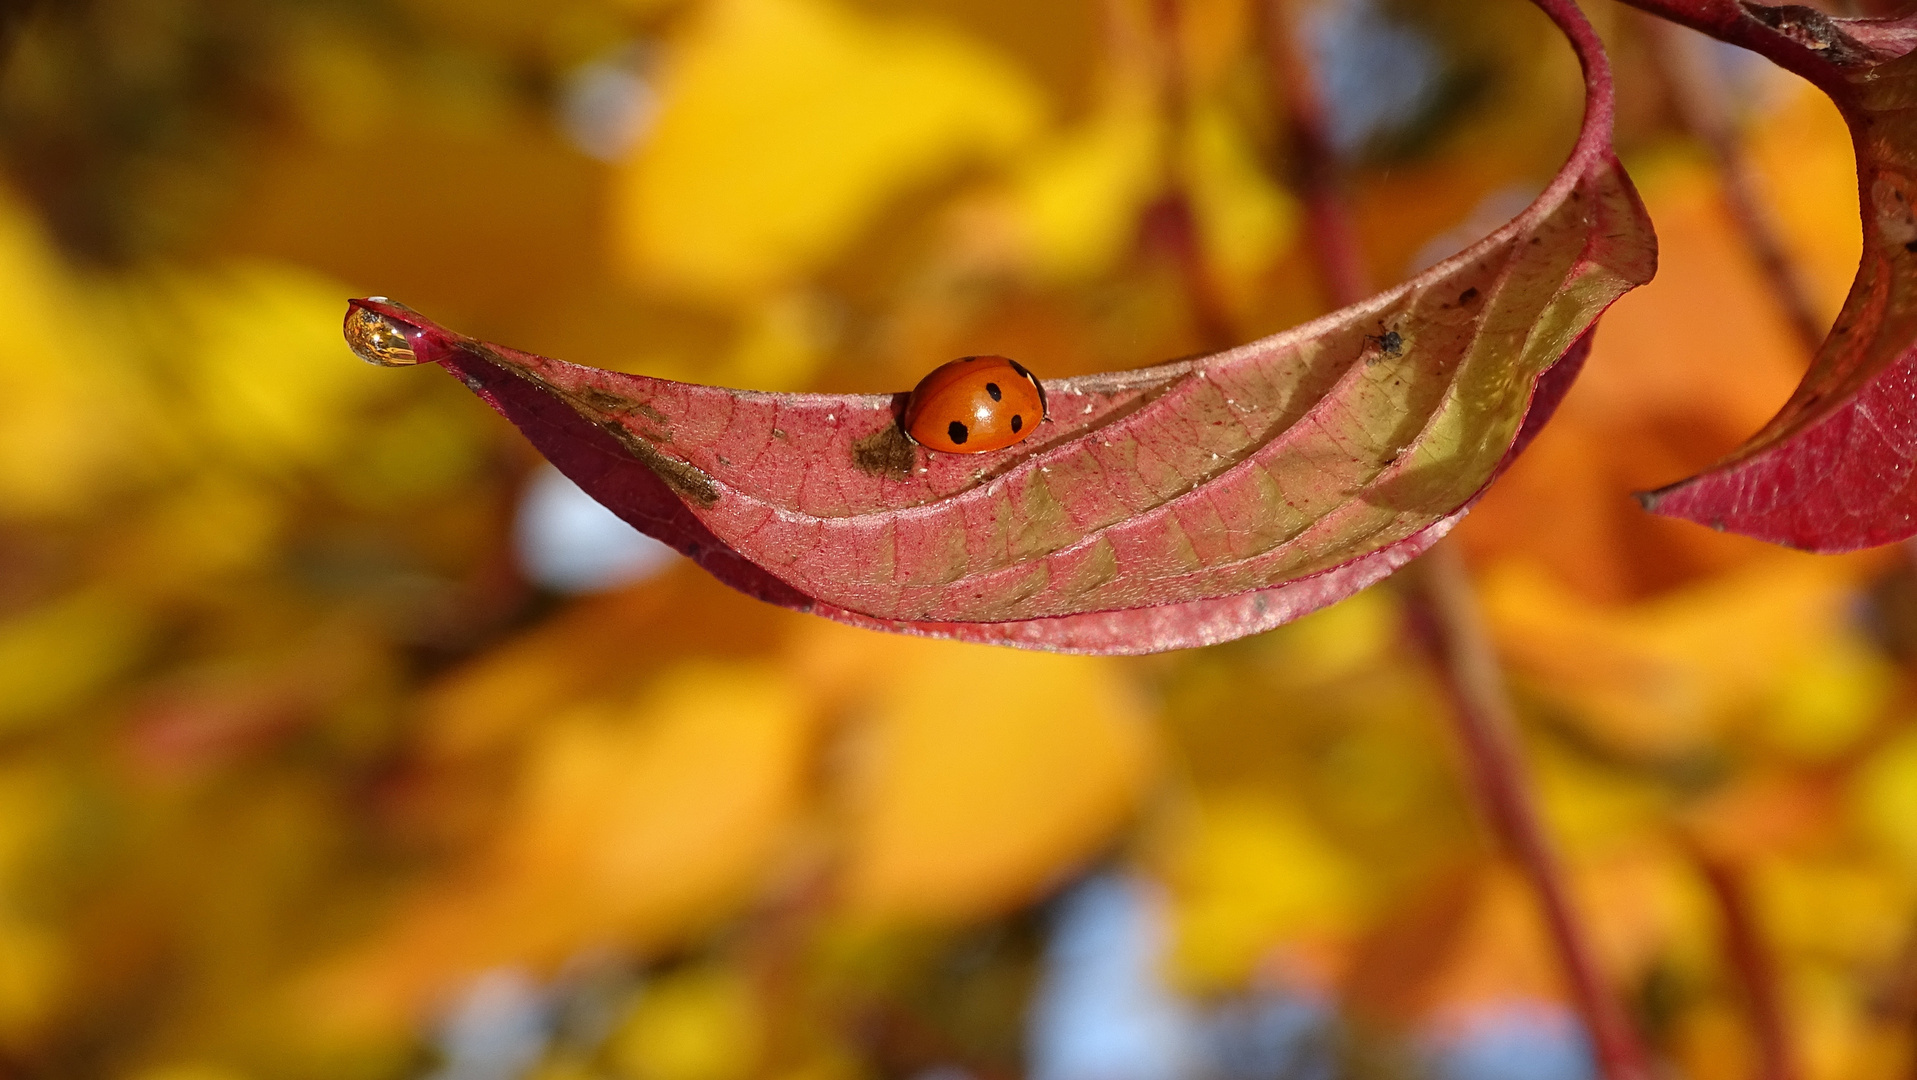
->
[1639,14,1827,357]
[1141,0,1238,352]
[1692,852,1800,1080]
[1139,193,1238,351]
[1257,6,1651,1076]
[1257,0,1369,308]
[1256,6,1650,1074]
[1407,543,1655,1080]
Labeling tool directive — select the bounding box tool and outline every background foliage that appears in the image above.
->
[0,0,1907,1077]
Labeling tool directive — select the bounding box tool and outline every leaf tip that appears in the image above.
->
[344,297,472,368]
[343,297,431,367]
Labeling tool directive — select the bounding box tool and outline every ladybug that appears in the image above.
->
[902,355,1047,454]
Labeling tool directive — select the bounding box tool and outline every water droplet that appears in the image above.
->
[345,303,424,367]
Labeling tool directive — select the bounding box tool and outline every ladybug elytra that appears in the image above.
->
[902,355,1047,454]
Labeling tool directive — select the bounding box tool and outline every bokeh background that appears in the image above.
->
[0,0,1909,1076]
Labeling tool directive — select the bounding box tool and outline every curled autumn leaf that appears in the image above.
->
[1630,0,1917,549]
[345,0,1652,654]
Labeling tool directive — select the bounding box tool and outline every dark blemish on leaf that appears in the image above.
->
[1011,414,1023,433]
[986,382,1002,401]
[772,428,786,439]
[1902,239,1917,253]
[601,424,719,507]
[716,454,732,467]
[949,420,969,445]
[852,424,917,479]
[1459,287,1480,305]
[634,402,671,426]
[581,388,632,414]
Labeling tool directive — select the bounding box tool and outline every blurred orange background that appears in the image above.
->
[0,0,1909,1077]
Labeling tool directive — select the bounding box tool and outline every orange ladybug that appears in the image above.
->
[902,355,1047,454]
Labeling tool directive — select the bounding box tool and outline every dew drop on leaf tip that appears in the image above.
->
[344,298,425,367]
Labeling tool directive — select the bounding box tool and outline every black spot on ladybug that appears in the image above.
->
[1011,414,1023,433]
[986,382,1002,401]
[948,420,969,445]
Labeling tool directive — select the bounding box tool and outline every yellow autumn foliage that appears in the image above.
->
[0,1,1909,1077]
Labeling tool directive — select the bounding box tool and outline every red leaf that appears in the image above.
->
[345,0,1651,653]
[1627,0,1917,550]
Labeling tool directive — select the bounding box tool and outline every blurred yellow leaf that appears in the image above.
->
[0,187,140,519]
[0,589,148,733]
[167,262,395,473]
[717,289,841,390]
[130,1067,249,1080]
[1748,81,1862,324]
[104,477,283,588]
[995,78,1162,281]
[1181,98,1300,290]
[608,965,759,1080]
[1853,728,1917,875]
[616,0,1046,298]
[1760,857,1908,969]
[1159,791,1360,993]
[0,904,60,1041]
[1758,633,1896,762]
[314,661,812,1021]
[1482,559,1861,756]
[824,631,1155,920]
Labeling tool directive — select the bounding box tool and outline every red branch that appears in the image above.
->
[1640,14,1827,357]
[1144,0,1238,351]
[1260,4,1651,1077]
[1409,545,1654,1080]
[1258,0,1370,308]
[1694,853,1800,1080]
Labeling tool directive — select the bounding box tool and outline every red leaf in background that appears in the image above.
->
[345,0,1651,654]
[1628,0,1917,549]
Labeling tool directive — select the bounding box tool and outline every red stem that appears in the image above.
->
[1257,0,1369,308]
[1410,544,1654,1080]
[1258,4,1649,1073]
[1694,853,1800,1080]
[1641,15,1828,357]
[1143,0,1238,352]
[1258,4,1649,1074]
